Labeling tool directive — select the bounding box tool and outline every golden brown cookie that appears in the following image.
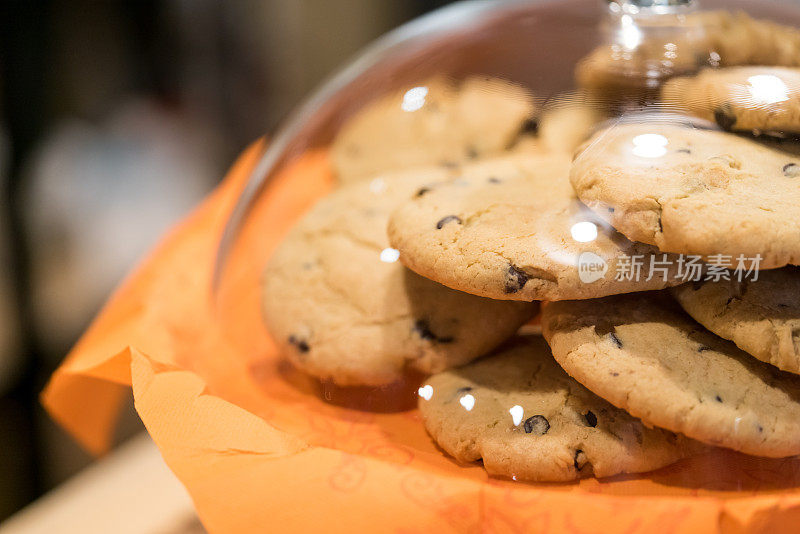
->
[571,121,800,268]
[542,292,800,458]
[419,335,700,481]
[262,166,537,386]
[672,268,800,375]
[388,152,683,301]
[331,77,535,183]
[662,67,800,134]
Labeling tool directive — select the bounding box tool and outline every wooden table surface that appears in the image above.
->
[0,433,204,534]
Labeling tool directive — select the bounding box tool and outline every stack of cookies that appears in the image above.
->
[262,10,800,483]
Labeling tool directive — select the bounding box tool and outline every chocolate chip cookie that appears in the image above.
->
[542,292,800,457]
[705,10,800,68]
[418,335,699,481]
[577,10,800,105]
[262,167,537,386]
[571,121,800,268]
[672,268,800,375]
[512,95,605,156]
[662,67,800,134]
[331,76,535,183]
[387,152,683,302]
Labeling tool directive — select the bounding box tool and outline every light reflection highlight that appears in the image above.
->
[380,248,400,263]
[620,15,642,50]
[418,384,433,401]
[509,405,524,426]
[369,177,386,194]
[632,133,668,158]
[747,74,790,105]
[401,86,428,112]
[460,394,475,411]
[570,221,598,243]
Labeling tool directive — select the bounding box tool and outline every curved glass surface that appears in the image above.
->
[213,0,800,487]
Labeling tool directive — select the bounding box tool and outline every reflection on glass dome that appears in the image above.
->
[401,86,429,112]
[459,393,475,411]
[509,404,524,426]
[746,74,789,105]
[418,384,433,401]
[631,132,669,157]
[216,0,800,494]
[619,15,643,50]
[570,221,599,243]
[379,247,400,263]
[368,176,387,194]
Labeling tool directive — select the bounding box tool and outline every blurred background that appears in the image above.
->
[0,0,455,522]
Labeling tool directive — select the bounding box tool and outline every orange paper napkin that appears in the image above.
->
[42,140,800,533]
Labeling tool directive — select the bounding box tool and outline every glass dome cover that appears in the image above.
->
[213,0,800,490]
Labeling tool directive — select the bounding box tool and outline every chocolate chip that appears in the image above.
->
[596,321,623,347]
[594,320,616,337]
[415,187,431,197]
[455,387,473,394]
[523,415,550,435]
[504,265,529,294]
[288,335,310,353]
[573,449,588,470]
[677,148,692,154]
[466,146,478,159]
[413,319,454,343]
[657,216,663,233]
[584,411,598,427]
[611,371,619,377]
[783,163,800,177]
[715,395,723,403]
[440,160,459,169]
[698,346,711,352]
[714,105,736,131]
[487,176,502,184]
[413,320,436,341]
[436,215,462,229]
[520,117,539,135]
[608,207,615,213]
[757,425,764,433]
